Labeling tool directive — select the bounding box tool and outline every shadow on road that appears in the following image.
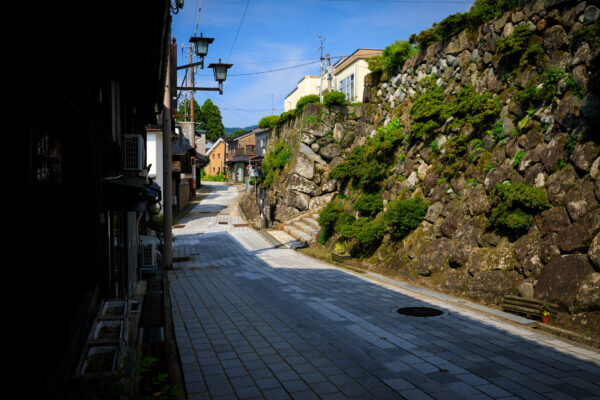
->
[169,230,600,400]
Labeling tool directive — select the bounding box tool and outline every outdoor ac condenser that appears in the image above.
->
[139,234,160,270]
[123,134,145,172]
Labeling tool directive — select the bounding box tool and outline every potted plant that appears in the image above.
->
[332,241,351,262]
[540,304,550,324]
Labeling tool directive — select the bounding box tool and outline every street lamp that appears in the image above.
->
[176,38,233,94]
[189,33,214,69]
[208,59,233,94]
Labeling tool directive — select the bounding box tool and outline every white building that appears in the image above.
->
[283,49,382,110]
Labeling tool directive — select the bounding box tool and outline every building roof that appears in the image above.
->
[333,48,382,75]
[227,127,268,142]
[172,133,194,156]
[205,137,224,156]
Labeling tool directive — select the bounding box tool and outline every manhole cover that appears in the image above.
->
[218,221,228,225]
[397,307,443,317]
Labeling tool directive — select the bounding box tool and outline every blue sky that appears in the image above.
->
[171,0,473,129]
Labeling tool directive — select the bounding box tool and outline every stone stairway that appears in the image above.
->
[265,208,322,249]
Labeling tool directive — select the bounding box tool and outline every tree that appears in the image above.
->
[200,99,224,142]
[176,98,201,123]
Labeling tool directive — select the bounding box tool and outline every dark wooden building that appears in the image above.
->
[14,1,174,398]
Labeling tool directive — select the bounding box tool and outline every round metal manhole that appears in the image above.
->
[397,307,443,317]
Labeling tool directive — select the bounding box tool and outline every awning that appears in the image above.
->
[102,175,162,212]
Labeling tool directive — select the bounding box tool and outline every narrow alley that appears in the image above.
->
[168,183,600,400]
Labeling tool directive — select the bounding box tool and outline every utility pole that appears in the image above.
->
[163,38,176,270]
[189,45,195,123]
[326,53,332,91]
[316,34,326,102]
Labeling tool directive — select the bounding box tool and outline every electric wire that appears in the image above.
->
[193,0,203,36]
[192,51,383,77]
[319,0,472,3]
[227,0,250,63]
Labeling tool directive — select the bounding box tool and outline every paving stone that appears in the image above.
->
[170,183,600,400]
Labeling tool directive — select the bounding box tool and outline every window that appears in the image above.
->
[339,74,355,102]
[246,145,255,154]
[218,153,220,158]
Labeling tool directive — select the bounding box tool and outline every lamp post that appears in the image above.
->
[189,33,214,69]
[176,36,233,95]
[208,59,234,95]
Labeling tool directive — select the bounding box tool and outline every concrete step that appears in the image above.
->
[302,217,320,229]
[292,220,319,235]
[265,229,306,249]
[283,225,314,244]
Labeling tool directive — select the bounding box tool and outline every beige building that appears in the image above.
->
[283,49,382,110]
[284,75,321,112]
[332,48,382,103]
[204,138,227,177]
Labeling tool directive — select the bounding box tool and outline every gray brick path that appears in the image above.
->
[169,183,600,400]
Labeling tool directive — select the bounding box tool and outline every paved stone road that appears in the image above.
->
[169,183,600,400]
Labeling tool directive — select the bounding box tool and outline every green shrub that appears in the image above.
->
[439,135,469,179]
[323,91,347,106]
[515,68,581,110]
[352,193,383,217]
[487,182,550,235]
[496,24,535,61]
[368,40,418,80]
[329,117,403,190]
[512,151,524,167]
[355,217,386,246]
[262,141,291,187]
[383,196,429,240]
[572,19,600,50]
[409,0,525,51]
[258,115,280,129]
[409,82,501,142]
[495,23,546,77]
[278,110,295,124]
[295,94,321,115]
[318,201,344,244]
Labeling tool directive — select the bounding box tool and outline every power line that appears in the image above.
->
[319,0,473,3]
[190,52,383,78]
[194,59,321,77]
[193,0,203,36]
[227,0,250,63]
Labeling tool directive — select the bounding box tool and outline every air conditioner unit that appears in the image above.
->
[123,134,145,172]
[139,235,160,270]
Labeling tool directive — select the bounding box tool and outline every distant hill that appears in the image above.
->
[225,125,258,135]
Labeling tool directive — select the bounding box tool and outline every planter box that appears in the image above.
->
[91,319,127,344]
[332,252,351,262]
[99,299,128,320]
[79,345,120,376]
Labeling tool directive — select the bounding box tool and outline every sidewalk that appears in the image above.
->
[167,183,600,400]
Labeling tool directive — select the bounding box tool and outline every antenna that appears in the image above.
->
[316,34,326,101]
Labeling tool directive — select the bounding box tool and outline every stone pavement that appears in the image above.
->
[168,183,600,400]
